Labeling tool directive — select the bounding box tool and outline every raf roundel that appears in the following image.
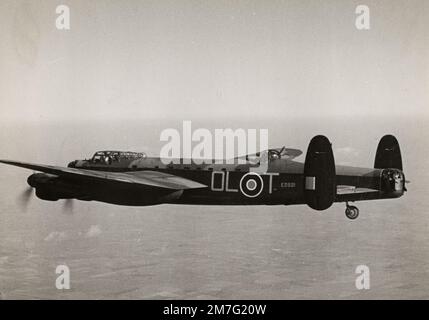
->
[239,173,264,198]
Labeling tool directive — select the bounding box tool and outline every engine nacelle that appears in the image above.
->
[27,173,77,201]
[304,135,336,211]
[35,188,62,201]
[27,173,56,188]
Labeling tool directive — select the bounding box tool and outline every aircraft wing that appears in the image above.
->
[0,160,207,190]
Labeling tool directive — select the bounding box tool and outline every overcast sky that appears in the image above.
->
[0,0,427,124]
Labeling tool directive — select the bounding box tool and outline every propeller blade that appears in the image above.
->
[18,187,33,210]
[63,199,74,213]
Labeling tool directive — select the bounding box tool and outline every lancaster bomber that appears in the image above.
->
[0,135,406,220]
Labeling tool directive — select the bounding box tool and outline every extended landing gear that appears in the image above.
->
[345,203,359,220]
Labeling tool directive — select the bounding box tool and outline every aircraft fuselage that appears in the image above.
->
[67,156,404,206]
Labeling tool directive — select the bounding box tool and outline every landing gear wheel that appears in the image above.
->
[345,205,359,220]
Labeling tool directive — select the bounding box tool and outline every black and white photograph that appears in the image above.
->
[0,0,428,306]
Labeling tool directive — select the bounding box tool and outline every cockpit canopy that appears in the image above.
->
[244,147,303,162]
[91,150,146,164]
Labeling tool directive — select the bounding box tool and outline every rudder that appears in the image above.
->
[304,135,336,211]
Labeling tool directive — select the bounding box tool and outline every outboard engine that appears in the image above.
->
[304,135,336,210]
[27,173,56,188]
[27,173,77,201]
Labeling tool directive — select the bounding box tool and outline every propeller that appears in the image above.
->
[63,198,74,214]
[17,187,34,211]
